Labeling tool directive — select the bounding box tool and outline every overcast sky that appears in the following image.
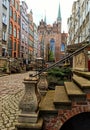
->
[22,0,75,32]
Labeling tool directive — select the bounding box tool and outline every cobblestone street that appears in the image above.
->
[0,72,32,130]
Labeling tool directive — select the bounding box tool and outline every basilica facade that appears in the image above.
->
[38,4,68,62]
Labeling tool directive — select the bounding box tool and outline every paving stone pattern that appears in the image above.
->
[0,72,31,130]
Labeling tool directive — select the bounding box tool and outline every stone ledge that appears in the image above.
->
[73,74,90,93]
[54,86,71,109]
[39,90,58,114]
[64,81,86,101]
[15,118,43,130]
[18,113,39,123]
[73,70,90,79]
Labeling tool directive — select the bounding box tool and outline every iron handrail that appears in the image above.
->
[33,43,90,77]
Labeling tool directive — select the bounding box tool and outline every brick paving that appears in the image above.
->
[0,71,34,130]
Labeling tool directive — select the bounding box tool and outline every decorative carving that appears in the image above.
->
[37,72,48,96]
[74,52,85,69]
[19,77,41,113]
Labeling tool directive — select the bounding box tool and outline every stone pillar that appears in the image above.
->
[6,57,10,74]
[37,72,48,96]
[15,77,43,130]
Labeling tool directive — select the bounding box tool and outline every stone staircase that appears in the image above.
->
[39,70,90,113]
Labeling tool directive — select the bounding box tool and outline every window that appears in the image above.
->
[14,27,17,37]
[10,23,13,34]
[18,17,20,25]
[61,43,65,51]
[17,30,20,39]
[2,31,6,41]
[8,38,12,56]
[2,48,6,57]
[13,12,17,22]
[2,13,7,25]
[2,0,7,8]
[50,39,55,52]
[12,0,15,6]
[15,2,19,11]
[18,43,20,57]
[14,42,16,51]
[25,37,27,43]
[22,23,25,30]
[10,7,13,17]
[22,34,24,42]
[8,39,12,50]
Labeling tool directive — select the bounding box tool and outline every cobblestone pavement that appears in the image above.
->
[0,71,35,130]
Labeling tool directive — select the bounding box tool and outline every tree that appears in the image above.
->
[49,50,55,62]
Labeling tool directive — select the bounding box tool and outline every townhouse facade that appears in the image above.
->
[0,0,35,64]
[67,0,90,71]
[0,0,10,57]
[27,10,34,62]
[67,0,90,45]
[0,0,67,63]
[33,23,39,59]
[9,0,20,58]
[20,1,29,64]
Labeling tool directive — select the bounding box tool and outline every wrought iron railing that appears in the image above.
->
[33,43,90,77]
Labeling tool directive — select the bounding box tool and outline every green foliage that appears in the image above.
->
[49,50,55,62]
[47,67,72,79]
[47,67,72,89]
[47,75,58,83]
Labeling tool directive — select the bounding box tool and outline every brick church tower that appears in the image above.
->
[38,3,67,62]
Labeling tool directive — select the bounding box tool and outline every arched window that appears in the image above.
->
[48,39,55,61]
[61,43,65,51]
[50,39,55,52]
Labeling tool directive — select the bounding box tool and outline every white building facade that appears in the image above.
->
[0,0,10,56]
[33,23,39,60]
[20,1,29,63]
[67,0,90,45]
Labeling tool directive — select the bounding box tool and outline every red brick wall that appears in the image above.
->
[42,100,90,130]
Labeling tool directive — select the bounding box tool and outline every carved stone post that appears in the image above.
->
[6,57,10,74]
[37,72,48,96]
[15,77,43,130]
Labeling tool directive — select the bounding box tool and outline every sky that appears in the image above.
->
[21,0,75,32]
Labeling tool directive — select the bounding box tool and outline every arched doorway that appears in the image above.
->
[60,112,90,130]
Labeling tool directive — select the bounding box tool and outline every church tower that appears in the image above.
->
[57,3,62,33]
[38,2,67,62]
[57,3,62,22]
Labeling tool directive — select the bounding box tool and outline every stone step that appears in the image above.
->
[39,90,58,114]
[72,74,90,93]
[64,81,86,101]
[54,86,71,109]
[73,70,90,79]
